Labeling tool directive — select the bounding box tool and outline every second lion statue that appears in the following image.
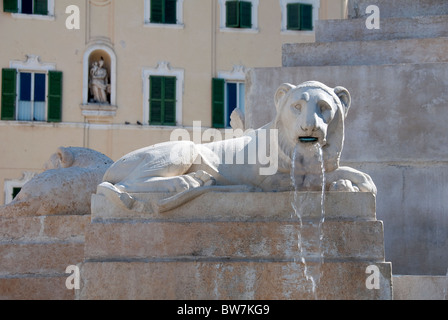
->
[98,81,376,212]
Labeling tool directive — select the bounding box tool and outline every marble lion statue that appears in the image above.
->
[0,147,113,218]
[99,81,376,213]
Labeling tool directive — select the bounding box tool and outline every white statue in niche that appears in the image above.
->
[89,57,110,104]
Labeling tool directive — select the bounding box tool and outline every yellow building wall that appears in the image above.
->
[0,0,346,205]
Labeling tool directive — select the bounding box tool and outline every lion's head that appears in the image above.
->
[273,81,351,172]
[43,147,113,170]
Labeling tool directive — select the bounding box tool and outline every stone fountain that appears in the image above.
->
[0,81,391,300]
[77,81,392,299]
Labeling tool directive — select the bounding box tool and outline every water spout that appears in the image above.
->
[291,143,326,299]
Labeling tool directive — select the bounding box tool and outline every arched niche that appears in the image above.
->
[82,44,116,107]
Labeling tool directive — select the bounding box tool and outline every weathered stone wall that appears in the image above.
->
[0,215,89,299]
[246,0,448,275]
[245,63,448,276]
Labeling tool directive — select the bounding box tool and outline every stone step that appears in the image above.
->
[0,215,89,299]
[0,275,75,300]
[282,37,448,67]
[0,242,84,276]
[78,260,392,300]
[393,275,448,300]
[91,191,377,221]
[316,15,448,43]
[0,215,90,242]
[347,0,448,19]
[0,215,88,276]
[85,220,385,261]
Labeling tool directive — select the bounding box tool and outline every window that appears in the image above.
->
[149,76,176,126]
[18,71,46,121]
[1,68,62,122]
[280,0,318,32]
[142,62,184,126]
[3,171,36,205]
[12,187,21,200]
[219,0,259,32]
[3,0,49,15]
[151,0,176,24]
[212,78,245,128]
[144,0,184,27]
[226,0,252,29]
[287,3,313,30]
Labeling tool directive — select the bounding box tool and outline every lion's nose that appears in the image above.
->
[301,120,317,132]
[301,126,317,134]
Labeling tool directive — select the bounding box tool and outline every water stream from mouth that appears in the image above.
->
[290,142,326,299]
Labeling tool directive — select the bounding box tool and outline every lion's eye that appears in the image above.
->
[293,103,302,111]
[318,100,333,122]
[318,101,331,113]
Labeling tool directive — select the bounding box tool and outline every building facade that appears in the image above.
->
[0,0,346,205]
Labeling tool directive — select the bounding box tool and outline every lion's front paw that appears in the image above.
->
[192,170,216,187]
[97,182,136,209]
[181,170,216,191]
[329,179,359,192]
[326,166,377,195]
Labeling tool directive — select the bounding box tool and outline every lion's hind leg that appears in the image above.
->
[116,170,216,194]
[97,170,217,211]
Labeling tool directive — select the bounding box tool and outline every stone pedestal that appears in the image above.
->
[78,191,392,300]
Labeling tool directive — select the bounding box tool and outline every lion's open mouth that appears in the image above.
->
[299,137,319,144]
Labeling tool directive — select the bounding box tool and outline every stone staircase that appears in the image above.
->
[316,14,448,42]
[346,0,448,19]
[283,0,448,67]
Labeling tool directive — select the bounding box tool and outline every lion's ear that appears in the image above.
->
[334,86,351,117]
[275,83,295,109]
[57,147,74,168]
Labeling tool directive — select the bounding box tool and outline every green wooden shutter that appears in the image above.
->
[149,76,176,126]
[34,0,47,15]
[226,1,239,28]
[239,1,252,29]
[212,78,225,128]
[3,0,18,13]
[149,76,163,125]
[47,71,62,122]
[1,68,17,120]
[165,0,177,24]
[163,76,176,125]
[150,0,163,23]
[287,3,301,30]
[300,4,313,30]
